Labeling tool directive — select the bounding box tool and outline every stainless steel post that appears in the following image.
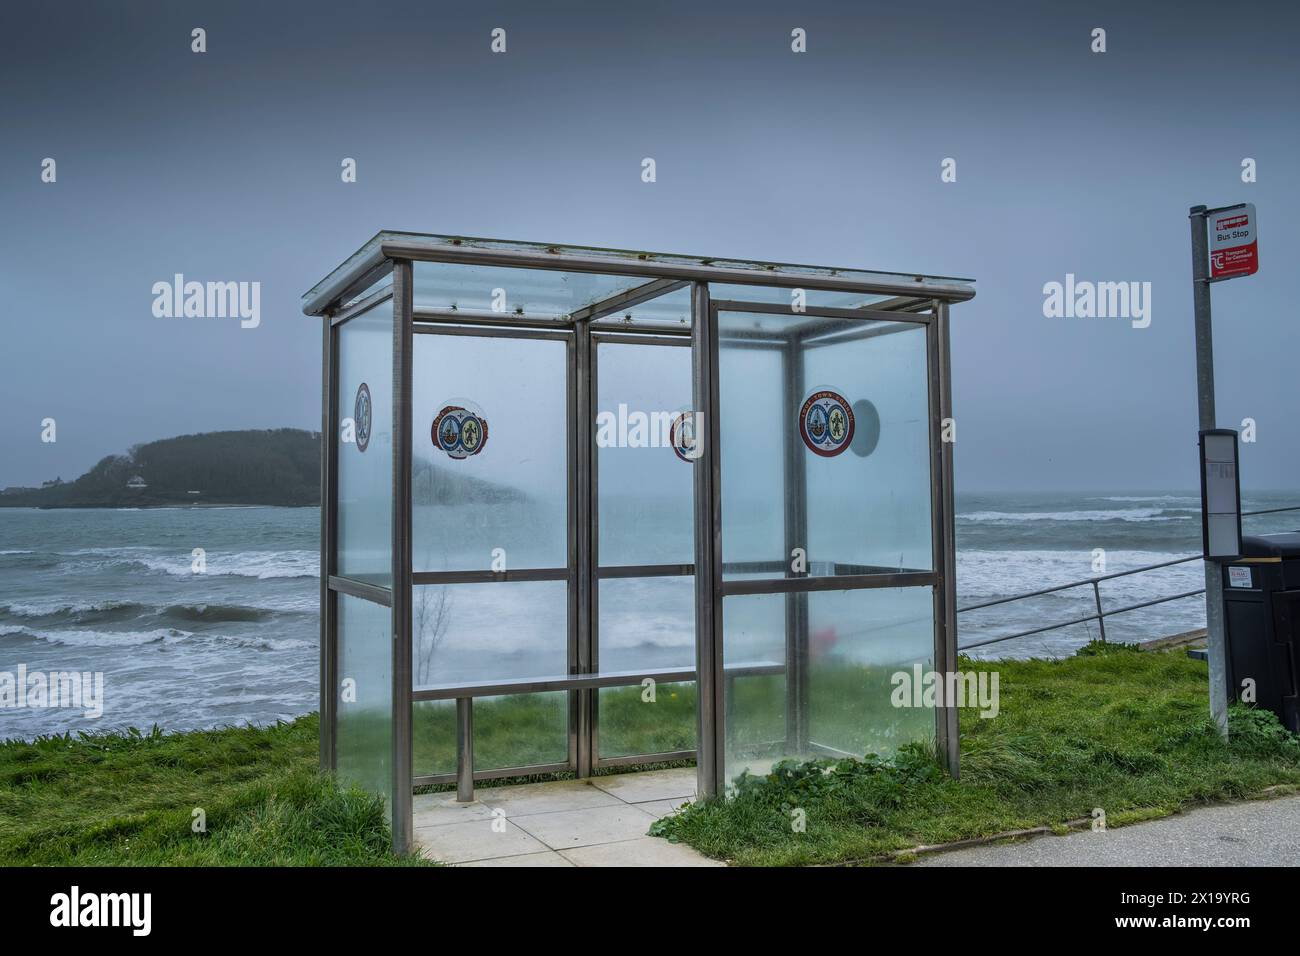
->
[455,697,474,802]
[1189,205,1229,738]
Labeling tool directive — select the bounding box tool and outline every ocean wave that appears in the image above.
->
[0,599,300,625]
[957,548,1202,602]
[0,625,191,647]
[1090,495,1201,503]
[960,508,1195,523]
[159,603,279,624]
[0,599,141,620]
[48,547,318,579]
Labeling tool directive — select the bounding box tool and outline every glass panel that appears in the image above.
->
[598,682,695,758]
[596,576,697,758]
[709,284,898,311]
[805,587,934,759]
[721,592,787,783]
[717,310,932,580]
[337,299,393,584]
[413,693,568,777]
[803,321,933,573]
[597,576,695,672]
[594,285,692,328]
[306,231,974,309]
[717,342,784,576]
[336,594,392,826]
[412,334,567,571]
[595,340,697,759]
[412,577,569,774]
[596,341,693,566]
[722,587,935,787]
[413,260,652,319]
[412,581,567,688]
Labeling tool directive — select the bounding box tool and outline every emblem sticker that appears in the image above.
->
[669,410,699,463]
[431,400,489,460]
[799,388,854,457]
[354,383,372,453]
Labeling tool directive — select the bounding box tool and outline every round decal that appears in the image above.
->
[669,410,699,463]
[354,383,372,453]
[799,388,855,457]
[431,400,489,460]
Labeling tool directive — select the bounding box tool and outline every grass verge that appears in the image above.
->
[0,715,427,866]
[650,649,1300,866]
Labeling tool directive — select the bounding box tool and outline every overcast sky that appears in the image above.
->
[2,0,1296,492]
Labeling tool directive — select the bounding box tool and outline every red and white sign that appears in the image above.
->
[1208,203,1258,280]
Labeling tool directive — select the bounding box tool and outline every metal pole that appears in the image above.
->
[390,260,414,852]
[781,338,809,755]
[691,282,721,798]
[1092,580,1107,644]
[1189,205,1229,737]
[574,318,595,778]
[320,316,338,770]
[934,301,959,778]
[455,697,474,802]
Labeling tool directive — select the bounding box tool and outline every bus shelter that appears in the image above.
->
[303,232,975,853]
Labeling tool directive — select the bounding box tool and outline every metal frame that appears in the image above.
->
[391,260,414,853]
[588,327,697,771]
[700,299,956,786]
[310,237,971,853]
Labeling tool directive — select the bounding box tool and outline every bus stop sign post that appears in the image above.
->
[1190,202,1258,738]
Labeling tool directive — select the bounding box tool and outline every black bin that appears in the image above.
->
[1221,533,1300,732]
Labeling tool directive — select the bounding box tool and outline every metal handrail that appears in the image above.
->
[955,504,1300,651]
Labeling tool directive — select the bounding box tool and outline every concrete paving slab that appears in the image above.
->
[412,792,496,828]
[415,819,550,864]
[559,836,724,867]
[513,804,658,850]
[635,798,693,819]
[590,767,697,803]
[476,778,623,816]
[458,850,574,867]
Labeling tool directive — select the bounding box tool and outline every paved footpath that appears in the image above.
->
[915,795,1300,866]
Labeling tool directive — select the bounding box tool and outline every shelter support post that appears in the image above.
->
[930,300,960,778]
[782,336,810,755]
[692,282,723,798]
[391,260,414,853]
[455,697,474,802]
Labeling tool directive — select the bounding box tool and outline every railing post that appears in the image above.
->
[1092,580,1107,644]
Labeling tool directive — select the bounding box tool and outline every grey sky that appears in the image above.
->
[2,0,1297,492]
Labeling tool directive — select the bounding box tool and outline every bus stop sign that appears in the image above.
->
[1208,203,1258,280]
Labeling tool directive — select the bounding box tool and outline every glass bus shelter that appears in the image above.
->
[303,232,975,853]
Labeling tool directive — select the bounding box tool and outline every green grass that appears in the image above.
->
[0,716,427,866]
[650,650,1300,866]
[6,649,1298,867]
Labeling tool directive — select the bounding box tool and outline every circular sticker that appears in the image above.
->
[669,410,699,463]
[799,388,854,457]
[354,383,372,453]
[431,401,489,460]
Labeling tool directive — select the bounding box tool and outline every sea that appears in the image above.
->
[3,491,1299,741]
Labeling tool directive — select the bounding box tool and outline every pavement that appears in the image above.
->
[413,766,722,867]
[914,794,1300,866]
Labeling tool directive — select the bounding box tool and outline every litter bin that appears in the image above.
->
[1221,533,1300,732]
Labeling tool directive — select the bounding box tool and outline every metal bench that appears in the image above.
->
[413,661,784,801]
